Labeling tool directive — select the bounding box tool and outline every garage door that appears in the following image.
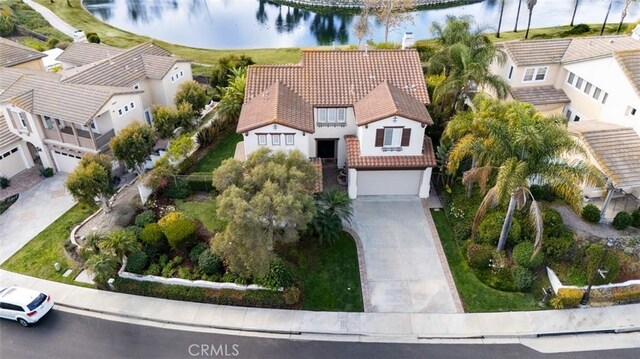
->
[0,146,28,178]
[357,170,422,196]
[52,150,82,173]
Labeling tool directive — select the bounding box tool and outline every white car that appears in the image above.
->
[0,286,54,327]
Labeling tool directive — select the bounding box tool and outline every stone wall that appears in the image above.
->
[270,0,465,10]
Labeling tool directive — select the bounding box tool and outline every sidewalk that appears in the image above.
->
[23,0,78,37]
[1,269,639,341]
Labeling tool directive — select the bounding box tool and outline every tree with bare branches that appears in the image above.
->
[364,0,416,43]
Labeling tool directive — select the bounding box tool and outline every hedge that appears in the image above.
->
[182,173,215,193]
[554,287,583,308]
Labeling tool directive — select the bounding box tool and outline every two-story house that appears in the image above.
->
[0,42,192,177]
[236,50,436,199]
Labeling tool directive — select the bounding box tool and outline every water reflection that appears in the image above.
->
[83,0,640,49]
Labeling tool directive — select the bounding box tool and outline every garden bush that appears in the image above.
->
[610,285,640,304]
[585,244,620,285]
[86,32,100,43]
[158,212,197,251]
[452,222,471,242]
[259,259,295,289]
[161,256,183,277]
[135,210,156,227]
[39,167,54,177]
[553,288,583,308]
[529,184,556,202]
[189,243,208,263]
[125,225,143,240]
[581,204,601,223]
[612,211,632,230]
[632,208,640,228]
[477,211,522,246]
[125,251,149,274]
[282,287,301,305]
[140,223,168,253]
[0,175,9,189]
[512,242,544,269]
[561,23,590,36]
[164,180,191,199]
[198,250,223,276]
[542,207,564,237]
[466,242,493,269]
[144,263,161,276]
[511,266,536,292]
[541,228,575,260]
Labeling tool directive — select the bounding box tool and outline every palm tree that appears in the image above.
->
[85,251,119,285]
[525,0,537,39]
[496,0,506,38]
[601,0,613,36]
[514,0,523,32]
[216,67,246,126]
[428,16,510,115]
[311,188,353,245]
[570,0,580,27]
[101,229,139,261]
[446,97,603,252]
[617,0,637,34]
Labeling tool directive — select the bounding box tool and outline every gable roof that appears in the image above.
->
[0,68,142,125]
[614,49,640,97]
[354,81,432,126]
[61,42,187,87]
[55,42,125,67]
[501,36,640,66]
[0,114,20,149]
[510,85,571,105]
[0,37,46,68]
[245,50,429,106]
[237,82,313,133]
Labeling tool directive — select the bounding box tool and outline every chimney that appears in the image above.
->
[402,32,415,50]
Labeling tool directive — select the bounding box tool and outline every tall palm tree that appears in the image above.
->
[85,251,119,285]
[514,0,523,32]
[570,0,580,27]
[525,0,537,39]
[446,97,603,252]
[101,229,139,261]
[617,0,637,34]
[496,0,506,38]
[601,0,613,36]
[428,16,510,115]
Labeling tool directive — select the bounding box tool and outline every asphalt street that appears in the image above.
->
[1,310,640,359]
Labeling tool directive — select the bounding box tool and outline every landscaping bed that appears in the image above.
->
[191,132,243,173]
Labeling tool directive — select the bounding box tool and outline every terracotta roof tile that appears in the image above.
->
[354,81,432,125]
[344,135,436,170]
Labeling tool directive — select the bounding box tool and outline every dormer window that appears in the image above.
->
[316,108,347,127]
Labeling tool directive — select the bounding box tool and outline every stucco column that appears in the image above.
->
[348,168,358,199]
[419,167,433,198]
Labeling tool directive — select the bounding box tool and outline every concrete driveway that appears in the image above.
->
[0,174,75,264]
[350,197,459,313]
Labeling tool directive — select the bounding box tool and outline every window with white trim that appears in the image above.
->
[602,93,608,104]
[317,108,327,123]
[271,134,281,145]
[592,87,602,100]
[575,77,584,89]
[130,102,135,109]
[523,66,547,82]
[383,128,402,147]
[583,82,592,95]
[257,134,267,145]
[316,108,347,126]
[567,72,575,85]
[626,106,637,116]
[43,116,54,130]
[285,134,294,145]
[118,109,123,116]
[18,112,27,128]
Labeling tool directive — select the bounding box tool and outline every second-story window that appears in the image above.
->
[271,134,281,145]
[523,66,547,82]
[285,134,294,145]
[316,108,347,126]
[43,116,54,130]
[567,72,575,85]
[18,112,27,128]
[257,134,267,145]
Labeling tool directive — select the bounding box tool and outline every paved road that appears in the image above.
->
[2,310,640,359]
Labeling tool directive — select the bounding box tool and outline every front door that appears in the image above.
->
[317,139,337,159]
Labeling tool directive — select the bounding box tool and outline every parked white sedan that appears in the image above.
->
[0,286,54,327]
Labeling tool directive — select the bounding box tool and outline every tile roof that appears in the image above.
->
[244,50,429,106]
[0,68,142,125]
[354,81,432,126]
[62,42,186,86]
[501,36,640,66]
[344,135,436,170]
[614,50,640,97]
[568,121,640,188]
[0,37,46,67]
[237,82,314,133]
[510,85,571,105]
[0,114,20,149]
[55,42,125,66]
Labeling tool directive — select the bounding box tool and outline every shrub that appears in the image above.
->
[196,126,216,146]
[541,229,574,260]
[466,243,493,269]
[511,267,536,292]
[610,285,640,304]
[477,211,522,246]
[184,173,215,192]
[555,288,583,308]
[0,193,18,215]
[47,38,59,49]
[140,223,168,253]
[512,242,544,269]
[529,184,556,202]
[158,212,197,251]
[86,32,100,43]
[161,256,183,277]
[126,225,143,240]
[259,259,295,289]
[198,250,223,276]
[585,244,620,285]
[612,211,632,230]
[39,167,54,177]
[581,204,601,223]
[189,243,208,263]
[452,222,471,242]
[125,251,149,274]
[164,180,191,199]
[561,23,590,36]
[144,263,161,276]
[135,210,156,227]
[542,208,564,238]
[282,287,301,305]
[0,176,10,189]
[632,208,640,228]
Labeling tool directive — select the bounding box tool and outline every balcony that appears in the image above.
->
[95,129,115,150]
[43,125,115,151]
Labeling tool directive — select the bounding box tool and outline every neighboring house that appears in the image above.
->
[0,37,46,71]
[489,34,640,218]
[0,42,192,176]
[236,50,436,199]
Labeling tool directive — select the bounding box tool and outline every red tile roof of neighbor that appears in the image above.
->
[344,135,437,170]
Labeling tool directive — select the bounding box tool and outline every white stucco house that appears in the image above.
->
[489,34,640,218]
[235,50,436,199]
[0,41,192,177]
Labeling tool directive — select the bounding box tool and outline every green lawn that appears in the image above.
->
[191,132,243,173]
[175,196,226,233]
[283,232,364,312]
[1,204,96,285]
[430,209,541,312]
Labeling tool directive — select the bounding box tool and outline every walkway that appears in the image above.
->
[0,173,75,263]
[552,204,640,239]
[0,167,43,200]
[23,0,78,38]
[350,197,459,313]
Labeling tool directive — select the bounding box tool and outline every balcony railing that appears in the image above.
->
[95,129,115,150]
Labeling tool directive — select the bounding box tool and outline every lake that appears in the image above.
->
[83,0,640,49]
